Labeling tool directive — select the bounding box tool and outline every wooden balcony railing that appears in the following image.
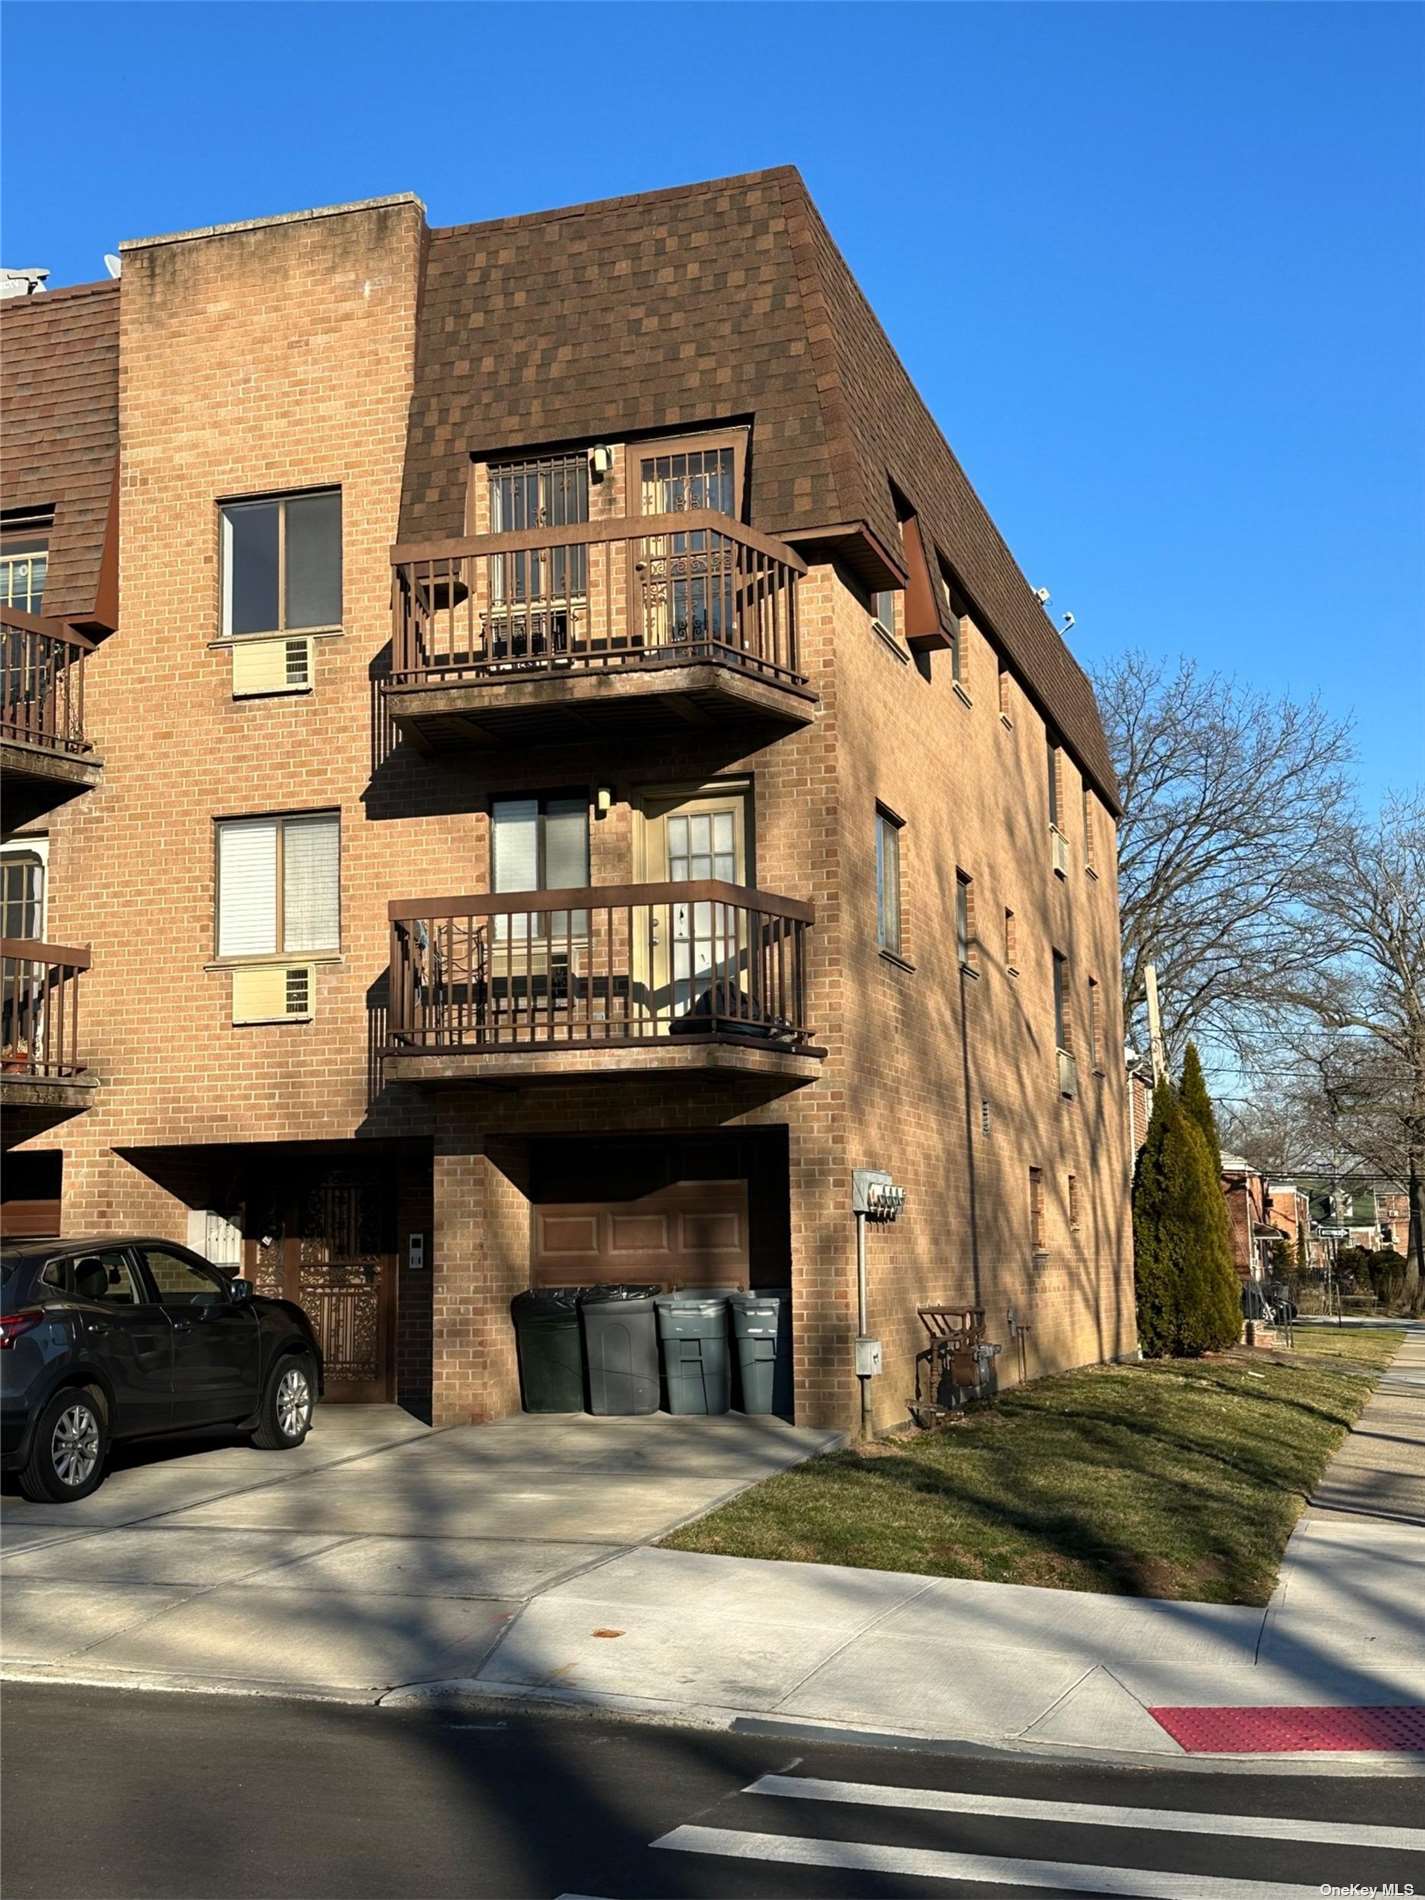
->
[0,607,94,756]
[0,939,90,1079]
[389,512,807,692]
[386,882,813,1056]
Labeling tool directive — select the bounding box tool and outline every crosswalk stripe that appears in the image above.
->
[746,1772,1425,1851]
[653,1826,1329,1897]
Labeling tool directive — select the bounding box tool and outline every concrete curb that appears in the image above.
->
[12,1658,1415,1779]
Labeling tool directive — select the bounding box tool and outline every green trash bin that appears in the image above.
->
[656,1293,732,1415]
[729,1293,781,1414]
[581,1285,662,1416]
[511,1288,587,1414]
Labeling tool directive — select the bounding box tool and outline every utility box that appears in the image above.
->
[855,1335,883,1377]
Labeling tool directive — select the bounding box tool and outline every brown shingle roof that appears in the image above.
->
[0,279,119,622]
[400,167,1118,809]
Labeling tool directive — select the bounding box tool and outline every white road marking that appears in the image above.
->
[654,1826,1334,1897]
[746,1772,1425,1851]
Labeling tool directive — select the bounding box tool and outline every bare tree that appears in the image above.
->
[1300,794,1425,1306]
[1093,652,1354,1061]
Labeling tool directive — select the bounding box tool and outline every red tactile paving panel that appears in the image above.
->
[1150,1704,1425,1752]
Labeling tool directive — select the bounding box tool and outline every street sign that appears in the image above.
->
[1319,1226,1350,1238]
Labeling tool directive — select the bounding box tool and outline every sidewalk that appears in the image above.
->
[5,1337,1422,1769]
[404,1329,1425,1766]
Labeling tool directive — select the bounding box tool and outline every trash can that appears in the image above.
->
[581,1285,662,1415]
[511,1288,587,1414]
[656,1293,732,1415]
[753,1287,796,1419]
[729,1292,781,1414]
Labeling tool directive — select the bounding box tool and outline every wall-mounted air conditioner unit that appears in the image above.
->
[232,964,313,1025]
[1051,827,1070,878]
[231,636,313,698]
[1057,1047,1078,1099]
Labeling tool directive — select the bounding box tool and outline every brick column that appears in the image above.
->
[431,1134,531,1426]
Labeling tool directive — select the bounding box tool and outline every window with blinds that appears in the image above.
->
[216,812,339,958]
[491,796,589,939]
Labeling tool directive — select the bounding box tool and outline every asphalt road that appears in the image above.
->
[3,1682,1423,1899]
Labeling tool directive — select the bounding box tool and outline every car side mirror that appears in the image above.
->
[227,1278,254,1303]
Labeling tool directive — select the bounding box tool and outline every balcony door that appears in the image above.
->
[632,434,745,654]
[640,788,750,1026]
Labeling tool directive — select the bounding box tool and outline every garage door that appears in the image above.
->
[532,1179,749,1289]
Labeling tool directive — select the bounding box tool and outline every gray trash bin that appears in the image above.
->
[581,1285,661,1415]
[656,1293,732,1415]
[753,1286,795,1419]
[729,1293,781,1414]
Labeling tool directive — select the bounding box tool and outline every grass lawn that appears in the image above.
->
[663,1328,1404,1605]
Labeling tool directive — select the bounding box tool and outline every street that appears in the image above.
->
[3,1682,1422,1899]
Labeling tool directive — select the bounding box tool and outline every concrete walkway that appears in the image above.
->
[5,1336,1422,1769]
[0,1408,841,1697]
[406,1330,1425,1765]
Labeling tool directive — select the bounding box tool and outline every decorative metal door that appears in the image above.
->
[244,1170,395,1403]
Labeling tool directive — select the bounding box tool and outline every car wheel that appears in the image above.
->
[19,1387,108,1503]
[251,1355,316,1450]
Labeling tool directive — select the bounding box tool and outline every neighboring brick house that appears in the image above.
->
[0,171,1135,1434]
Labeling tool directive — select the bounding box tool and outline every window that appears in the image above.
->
[875,808,903,954]
[492,795,589,938]
[142,1247,226,1308]
[1068,1174,1081,1232]
[1083,781,1096,871]
[216,813,339,959]
[1,848,43,940]
[1030,1168,1046,1253]
[1047,736,1062,828]
[1052,949,1072,1053]
[489,454,590,605]
[956,871,977,971]
[63,1250,144,1306]
[997,660,1012,725]
[221,490,341,637]
[1004,906,1019,975]
[1088,976,1104,1071]
[871,590,897,636]
[0,508,50,615]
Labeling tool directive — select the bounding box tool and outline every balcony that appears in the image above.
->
[1,608,102,825]
[383,513,815,751]
[381,882,822,1086]
[1,938,97,1136]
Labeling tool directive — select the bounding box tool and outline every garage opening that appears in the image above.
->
[526,1130,789,1291]
[1,1150,62,1239]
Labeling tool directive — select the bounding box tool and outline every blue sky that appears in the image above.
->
[5,2,1421,808]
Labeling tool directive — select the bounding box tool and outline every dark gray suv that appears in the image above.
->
[1,1237,323,1502]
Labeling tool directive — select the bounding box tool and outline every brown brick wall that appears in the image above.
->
[16,193,1134,1437]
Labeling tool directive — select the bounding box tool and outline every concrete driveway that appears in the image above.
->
[0,1406,841,1698]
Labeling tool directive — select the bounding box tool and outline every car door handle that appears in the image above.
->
[87,1321,110,1336]
[172,1319,193,1334]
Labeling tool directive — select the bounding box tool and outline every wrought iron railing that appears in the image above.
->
[0,607,94,756]
[389,511,807,693]
[386,882,813,1056]
[0,939,90,1079]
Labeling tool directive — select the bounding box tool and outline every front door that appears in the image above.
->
[641,788,750,1028]
[245,1169,395,1403]
[138,1244,261,1428]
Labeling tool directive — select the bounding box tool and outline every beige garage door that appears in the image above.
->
[531,1179,749,1289]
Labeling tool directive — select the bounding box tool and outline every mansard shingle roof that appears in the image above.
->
[400,167,1118,809]
[0,279,118,622]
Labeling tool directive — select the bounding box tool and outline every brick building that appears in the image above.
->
[1,171,1134,1433]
